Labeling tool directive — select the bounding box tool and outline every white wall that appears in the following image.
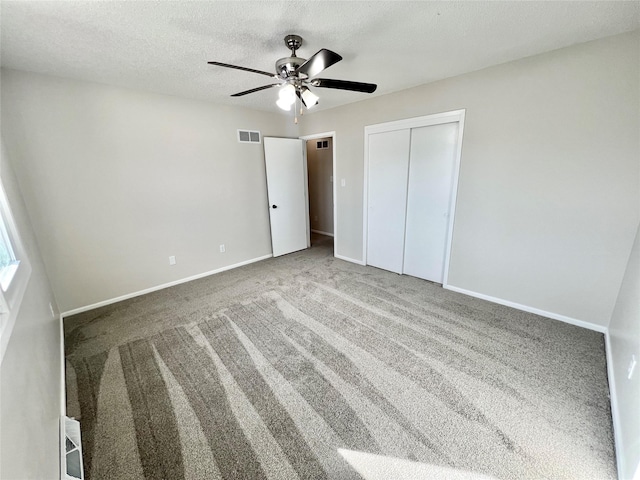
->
[0,140,61,479]
[609,223,640,480]
[300,31,639,328]
[0,70,294,312]
[307,137,334,235]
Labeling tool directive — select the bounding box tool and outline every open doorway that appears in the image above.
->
[302,133,335,255]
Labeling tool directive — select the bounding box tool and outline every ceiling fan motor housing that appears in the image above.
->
[276,56,307,78]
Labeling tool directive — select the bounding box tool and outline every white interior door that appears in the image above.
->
[366,129,411,273]
[264,137,308,257]
[403,122,458,282]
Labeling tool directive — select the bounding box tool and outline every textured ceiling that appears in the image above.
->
[1,1,638,115]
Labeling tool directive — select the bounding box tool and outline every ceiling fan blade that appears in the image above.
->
[311,78,377,93]
[231,84,280,97]
[208,61,275,78]
[296,49,342,78]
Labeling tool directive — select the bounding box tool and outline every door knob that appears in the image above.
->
[272,205,278,209]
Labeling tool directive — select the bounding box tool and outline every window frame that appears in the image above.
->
[0,176,32,364]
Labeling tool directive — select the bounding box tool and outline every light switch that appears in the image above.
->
[341,179,346,187]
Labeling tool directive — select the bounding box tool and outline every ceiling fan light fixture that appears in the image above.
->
[278,84,296,104]
[301,88,319,108]
[276,97,292,111]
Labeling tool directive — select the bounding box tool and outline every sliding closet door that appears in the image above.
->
[367,129,411,273]
[403,122,458,283]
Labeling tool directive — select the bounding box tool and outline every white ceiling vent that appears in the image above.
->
[237,130,261,144]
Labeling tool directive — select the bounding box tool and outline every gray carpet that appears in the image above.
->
[65,235,616,479]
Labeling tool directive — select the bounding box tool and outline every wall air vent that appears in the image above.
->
[237,130,261,144]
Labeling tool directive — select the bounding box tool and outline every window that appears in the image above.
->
[0,178,32,363]
[0,214,19,291]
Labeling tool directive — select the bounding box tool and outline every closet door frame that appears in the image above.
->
[363,109,466,287]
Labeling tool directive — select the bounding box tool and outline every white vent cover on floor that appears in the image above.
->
[237,130,261,144]
[64,416,84,480]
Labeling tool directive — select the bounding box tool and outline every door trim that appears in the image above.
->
[363,110,465,287]
[299,131,337,254]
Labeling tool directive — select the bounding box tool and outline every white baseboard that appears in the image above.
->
[61,254,273,318]
[59,415,66,480]
[59,313,67,479]
[59,314,66,415]
[334,254,366,266]
[604,333,624,480]
[311,229,334,237]
[442,284,607,333]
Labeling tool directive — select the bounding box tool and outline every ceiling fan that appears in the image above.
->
[208,34,377,112]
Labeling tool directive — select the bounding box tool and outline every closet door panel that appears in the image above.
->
[366,129,411,273]
[403,122,458,282]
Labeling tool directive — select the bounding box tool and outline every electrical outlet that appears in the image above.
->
[169,256,176,265]
[628,355,637,380]
[219,244,225,253]
[49,302,56,318]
